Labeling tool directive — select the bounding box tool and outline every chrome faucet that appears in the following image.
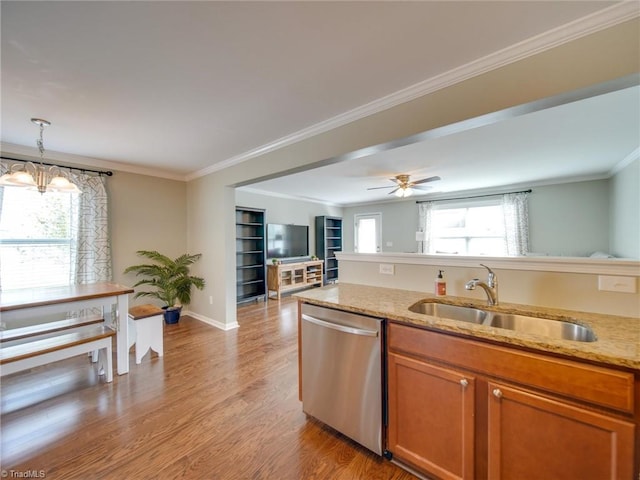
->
[465,264,498,306]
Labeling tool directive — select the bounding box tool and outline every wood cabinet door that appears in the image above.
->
[388,352,475,480]
[487,381,635,480]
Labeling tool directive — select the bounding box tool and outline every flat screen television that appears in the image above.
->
[267,224,309,259]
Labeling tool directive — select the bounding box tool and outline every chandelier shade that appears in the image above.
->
[0,163,81,194]
[0,118,81,194]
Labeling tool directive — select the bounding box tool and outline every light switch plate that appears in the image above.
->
[598,275,636,293]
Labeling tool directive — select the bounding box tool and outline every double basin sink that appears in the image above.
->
[409,301,596,342]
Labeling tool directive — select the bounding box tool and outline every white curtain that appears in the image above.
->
[69,172,112,284]
[418,202,433,254]
[0,162,6,291]
[502,192,530,256]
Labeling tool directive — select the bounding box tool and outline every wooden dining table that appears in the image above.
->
[0,282,134,375]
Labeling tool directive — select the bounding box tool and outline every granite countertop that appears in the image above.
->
[294,283,640,370]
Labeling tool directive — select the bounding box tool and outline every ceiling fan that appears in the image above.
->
[367,174,441,198]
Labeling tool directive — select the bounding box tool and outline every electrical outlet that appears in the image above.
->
[209,296,213,304]
[597,276,636,293]
[379,264,395,275]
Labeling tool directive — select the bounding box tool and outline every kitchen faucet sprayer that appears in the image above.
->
[465,264,499,306]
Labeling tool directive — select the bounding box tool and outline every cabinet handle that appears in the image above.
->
[460,378,468,388]
[492,388,503,398]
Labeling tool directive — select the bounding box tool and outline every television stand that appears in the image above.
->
[267,260,324,300]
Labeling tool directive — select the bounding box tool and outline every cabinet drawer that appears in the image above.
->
[388,322,635,414]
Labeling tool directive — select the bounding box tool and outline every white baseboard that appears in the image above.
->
[183,310,239,331]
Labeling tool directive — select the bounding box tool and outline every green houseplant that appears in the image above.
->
[124,250,206,324]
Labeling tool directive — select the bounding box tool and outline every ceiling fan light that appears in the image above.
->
[395,187,413,198]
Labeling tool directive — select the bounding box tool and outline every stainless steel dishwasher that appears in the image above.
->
[300,303,383,455]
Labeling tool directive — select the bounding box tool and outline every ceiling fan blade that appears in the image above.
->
[388,187,400,195]
[367,186,394,190]
[412,185,433,191]
[412,175,441,186]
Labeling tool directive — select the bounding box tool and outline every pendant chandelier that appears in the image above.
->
[0,118,81,194]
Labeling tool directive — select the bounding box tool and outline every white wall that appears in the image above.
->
[342,180,613,257]
[528,181,609,256]
[343,201,419,254]
[610,157,640,258]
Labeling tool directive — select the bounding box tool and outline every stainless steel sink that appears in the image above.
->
[486,313,596,342]
[408,301,596,342]
[408,301,488,324]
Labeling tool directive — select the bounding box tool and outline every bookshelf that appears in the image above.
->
[236,207,266,303]
[315,216,342,284]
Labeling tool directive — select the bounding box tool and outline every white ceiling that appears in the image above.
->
[1,1,638,204]
[245,83,640,205]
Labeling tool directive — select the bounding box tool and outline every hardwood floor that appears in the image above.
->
[1,296,416,479]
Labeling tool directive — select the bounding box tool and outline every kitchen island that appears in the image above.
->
[295,283,639,480]
[294,282,639,369]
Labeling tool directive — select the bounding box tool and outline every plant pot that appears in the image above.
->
[162,306,182,324]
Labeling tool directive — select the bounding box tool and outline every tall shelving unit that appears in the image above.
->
[235,207,266,303]
[315,216,342,284]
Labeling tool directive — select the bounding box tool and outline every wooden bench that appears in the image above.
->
[0,321,115,382]
[128,304,164,364]
[0,315,104,342]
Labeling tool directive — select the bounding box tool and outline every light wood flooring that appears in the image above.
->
[1,296,416,479]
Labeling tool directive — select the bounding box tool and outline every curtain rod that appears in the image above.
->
[416,189,532,204]
[0,156,113,176]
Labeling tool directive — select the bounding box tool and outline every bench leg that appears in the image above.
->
[97,342,113,383]
[135,315,164,364]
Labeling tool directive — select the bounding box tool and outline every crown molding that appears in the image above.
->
[0,142,186,181]
[610,147,640,176]
[188,2,640,181]
[237,186,343,207]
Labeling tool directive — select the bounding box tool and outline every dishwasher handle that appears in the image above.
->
[302,314,379,337]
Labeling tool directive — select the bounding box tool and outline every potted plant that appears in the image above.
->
[124,250,206,324]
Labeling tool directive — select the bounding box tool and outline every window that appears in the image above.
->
[0,162,112,290]
[420,192,530,256]
[0,188,75,289]
[430,201,506,256]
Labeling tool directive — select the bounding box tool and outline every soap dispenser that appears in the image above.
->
[435,270,447,296]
